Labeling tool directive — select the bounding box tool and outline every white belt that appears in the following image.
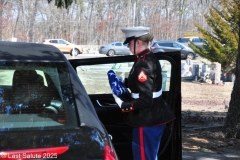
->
[131,90,162,99]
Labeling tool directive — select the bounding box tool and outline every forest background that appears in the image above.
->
[0,0,221,45]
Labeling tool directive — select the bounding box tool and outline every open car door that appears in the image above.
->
[69,51,182,160]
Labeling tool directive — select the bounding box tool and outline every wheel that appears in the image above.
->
[107,49,115,56]
[186,53,195,60]
[70,48,80,56]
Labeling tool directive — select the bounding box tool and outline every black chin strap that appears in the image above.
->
[134,38,137,55]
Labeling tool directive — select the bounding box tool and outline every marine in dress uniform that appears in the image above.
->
[112,26,175,160]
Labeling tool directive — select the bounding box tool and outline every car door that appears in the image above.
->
[158,42,176,52]
[113,42,122,55]
[173,42,186,58]
[114,42,130,55]
[122,43,132,55]
[58,39,71,53]
[69,52,182,160]
[192,38,204,49]
[48,39,65,52]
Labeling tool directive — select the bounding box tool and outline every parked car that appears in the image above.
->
[0,41,117,160]
[99,42,132,56]
[177,37,191,46]
[150,40,198,60]
[0,41,182,160]
[191,37,205,49]
[42,39,83,56]
[177,37,205,49]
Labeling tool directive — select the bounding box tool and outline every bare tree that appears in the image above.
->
[0,0,9,40]
[28,0,38,42]
[0,0,221,44]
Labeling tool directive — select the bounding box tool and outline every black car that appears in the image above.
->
[0,41,182,160]
[0,41,116,160]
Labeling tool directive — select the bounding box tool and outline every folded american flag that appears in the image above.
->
[107,70,130,99]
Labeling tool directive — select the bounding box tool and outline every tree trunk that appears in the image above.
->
[28,0,38,42]
[224,22,240,138]
[0,0,8,40]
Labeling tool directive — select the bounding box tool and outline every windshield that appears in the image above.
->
[0,61,78,131]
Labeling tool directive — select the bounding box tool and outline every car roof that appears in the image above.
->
[178,37,200,41]
[153,40,178,43]
[109,42,123,44]
[0,41,66,61]
[44,39,65,41]
[104,42,124,45]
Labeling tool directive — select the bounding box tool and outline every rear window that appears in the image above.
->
[177,38,190,43]
[49,40,58,43]
[192,38,202,42]
[0,61,78,131]
[115,43,122,46]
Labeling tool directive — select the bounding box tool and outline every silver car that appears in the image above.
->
[99,42,132,56]
[150,40,198,60]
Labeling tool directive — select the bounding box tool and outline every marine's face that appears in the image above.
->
[127,39,135,54]
[128,39,144,55]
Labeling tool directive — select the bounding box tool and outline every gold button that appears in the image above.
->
[122,109,124,111]
[126,109,128,110]
[130,107,132,110]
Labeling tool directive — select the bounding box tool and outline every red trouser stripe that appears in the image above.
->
[139,127,145,160]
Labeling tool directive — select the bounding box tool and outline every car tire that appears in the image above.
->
[186,53,195,60]
[70,48,80,56]
[107,50,115,56]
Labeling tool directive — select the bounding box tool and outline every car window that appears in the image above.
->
[115,43,122,46]
[163,43,173,47]
[77,60,172,94]
[173,43,182,48]
[192,38,202,42]
[157,43,165,47]
[0,62,78,131]
[49,40,58,43]
[59,40,67,44]
[177,38,190,43]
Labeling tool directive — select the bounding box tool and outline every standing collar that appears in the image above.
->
[136,49,151,58]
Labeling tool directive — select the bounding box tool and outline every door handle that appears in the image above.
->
[96,100,118,107]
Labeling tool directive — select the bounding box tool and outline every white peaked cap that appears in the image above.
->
[121,26,151,44]
[121,26,150,38]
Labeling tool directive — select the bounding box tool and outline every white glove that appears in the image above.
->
[116,74,125,84]
[112,93,123,108]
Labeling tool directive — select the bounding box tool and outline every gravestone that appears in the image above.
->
[210,62,221,84]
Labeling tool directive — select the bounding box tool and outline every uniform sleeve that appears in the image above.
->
[121,62,155,112]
